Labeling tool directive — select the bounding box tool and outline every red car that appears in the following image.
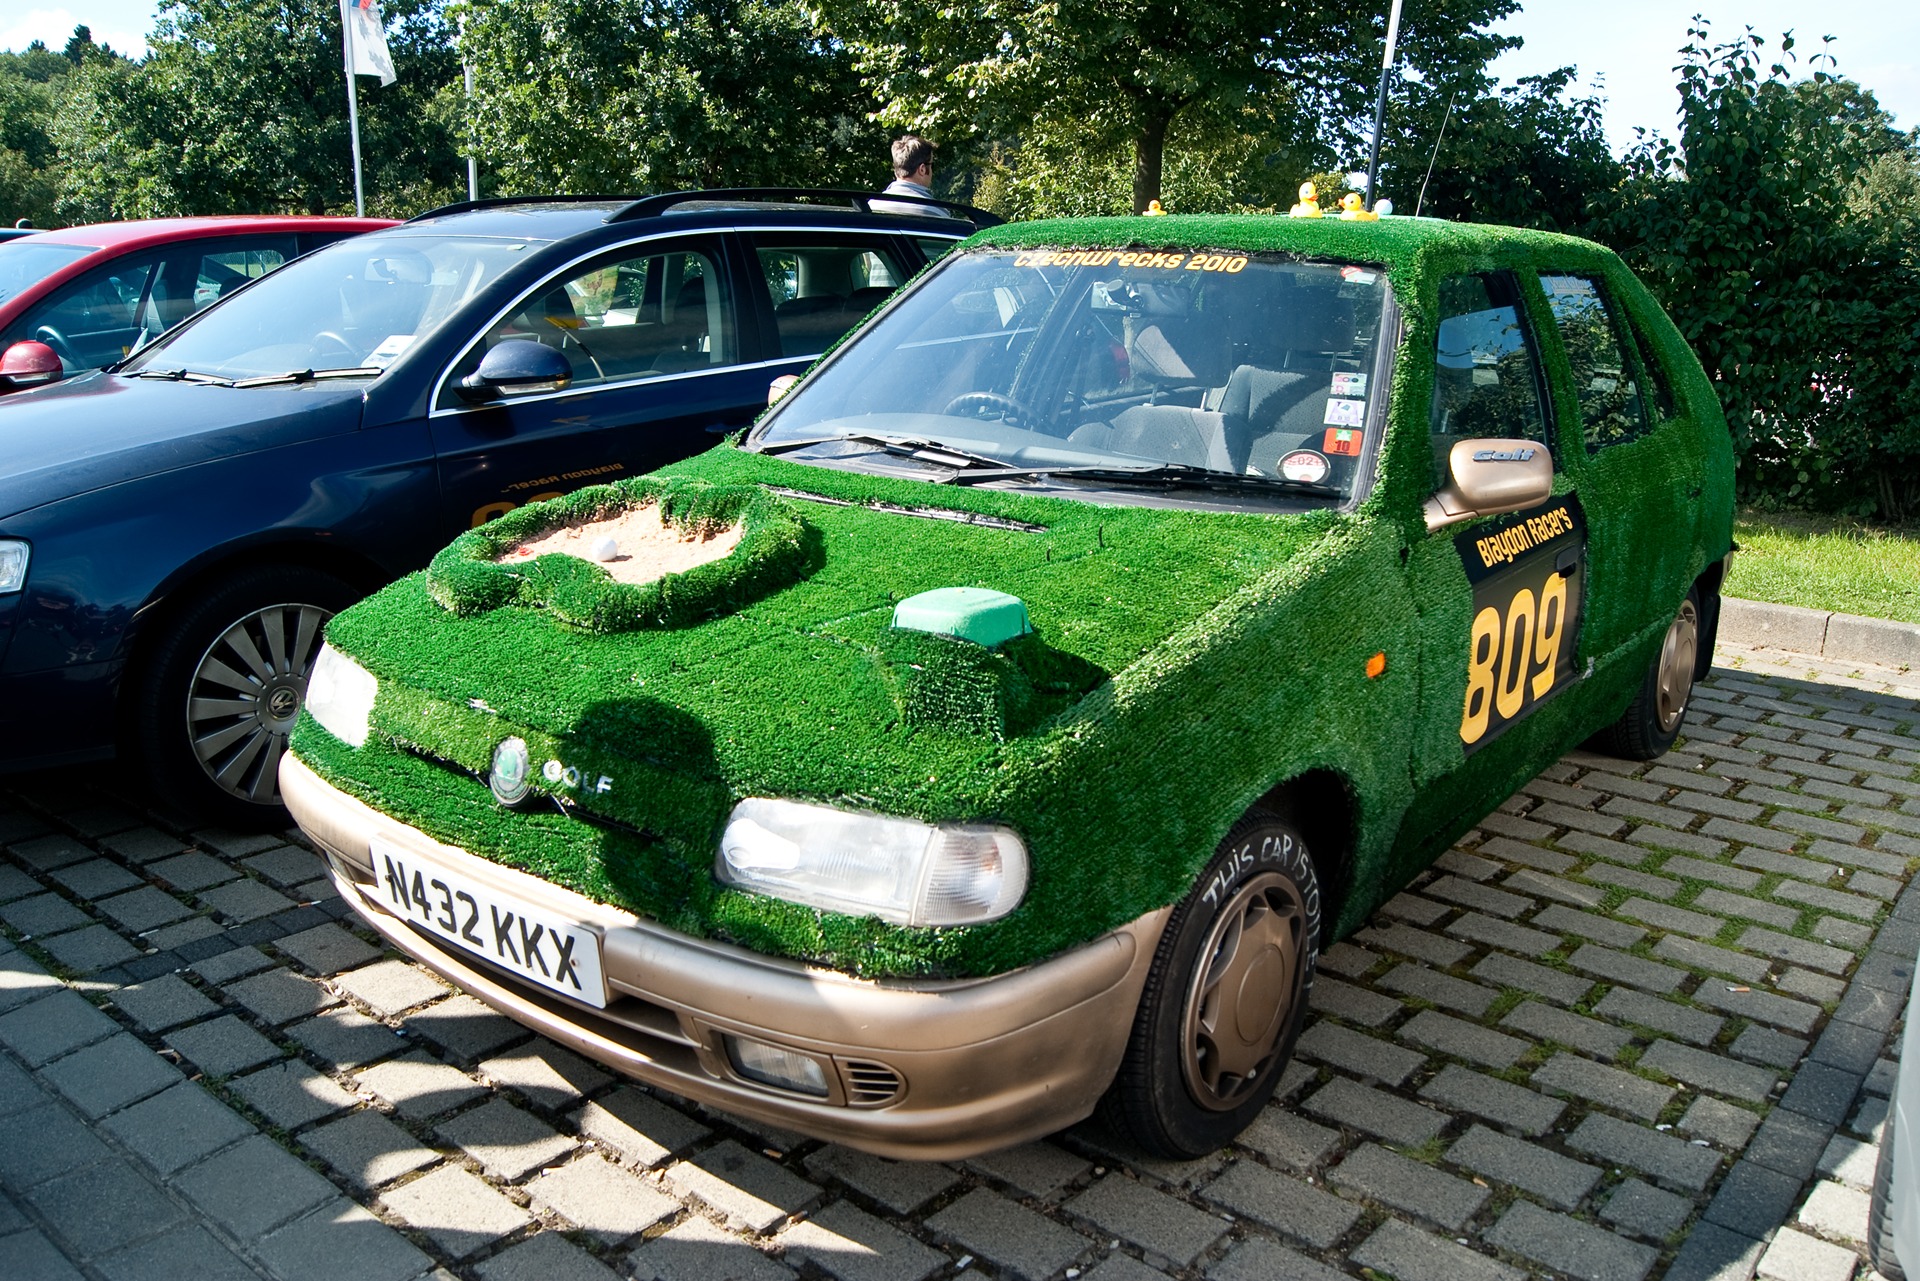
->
[0,215,394,392]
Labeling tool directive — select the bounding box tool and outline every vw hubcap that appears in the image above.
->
[185,602,332,804]
[1181,870,1304,1112]
[1655,599,1700,733]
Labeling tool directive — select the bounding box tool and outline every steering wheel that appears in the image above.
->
[942,390,1039,431]
[310,331,358,364]
[31,325,79,370]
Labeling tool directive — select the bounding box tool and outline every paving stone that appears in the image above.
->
[1477,835,1578,873]
[1704,1159,1806,1239]
[479,1043,611,1111]
[98,827,188,864]
[1307,977,1399,1026]
[356,1051,483,1120]
[1471,953,1594,1005]
[0,863,39,904]
[1066,1172,1228,1266]
[473,1232,623,1281]
[241,845,325,886]
[1812,1018,1884,1077]
[1738,925,1855,974]
[1301,1077,1446,1145]
[107,974,215,1033]
[1588,865,1684,900]
[629,1214,793,1281]
[1571,1112,1723,1191]
[1479,813,1555,842]
[1869,1056,1899,1097]
[964,1141,1092,1199]
[1817,915,1875,948]
[333,959,448,1017]
[1756,1225,1856,1281]
[1296,1021,1424,1086]
[0,988,119,1065]
[924,1186,1091,1280]
[1501,1000,1631,1059]
[47,858,141,900]
[174,1132,340,1240]
[224,968,340,1025]
[1743,1105,1834,1182]
[576,1088,712,1171]
[1533,903,1646,948]
[1560,830,1659,866]
[1849,868,1905,899]
[198,878,297,923]
[1693,980,1823,1033]
[288,1007,407,1069]
[1641,1039,1780,1104]
[1732,1024,1808,1069]
[301,1108,438,1189]
[1780,1059,1863,1125]
[39,923,140,973]
[1601,1176,1693,1240]
[95,1222,258,1281]
[380,1165,532,1260]
[1835,977,1909,1035]
[0,1101,115,1190]
[1594,987,1723,1044]
[165,1014,284,1077]
[1349,1218,1524,1281]
[1354,922,1470,966]
[667,1139,822,1232]
[804,1143,963,1214]
[150,852,240,893]
[529,1152,676,1245]
[1819,1133,1879,1188]
[99,1079,253,1177]
[1316,942,1377,977]
[9,835,93,871]
[1797,1178,1871,1244]
[1852,1092,1890,1140]
[402,993,524,1061]
[1445,911,1560,955]
[1378,962,1497,1015]
[1664,1220,1767,1281]
[1329,1142,1488,1230]
[1619,896,1721,936]
[1567,943,1686,994]
[1532,1052,1674,1120]
[1419,1063,1564,1136]
[1398,1008,1526,1068]
[1200,1161,1360,1249]
[194,828,285,858]
[273,923,380,976]
[1650,935,1772,984]
[24,1158,187,1258]
[1804,838,1907,879]
[437,1098,575,1181]
[0,1052,41,1120]
[1236,1106,1344,1169]
[1446,1123,1599,1209]
[775,1200,947,1281]
[229,1059,358,1129]
[1424,874,1532,917]
[1486,1199,1658,1281]
[0,892,90,937]
[1692,887,1798,928]
[1506,867,1607,907]
[41,1031,182,1117]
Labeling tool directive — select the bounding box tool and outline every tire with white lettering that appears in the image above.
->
[1593,588,1700,761]
[1100,811,1320,1158]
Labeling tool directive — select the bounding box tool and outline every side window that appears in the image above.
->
[140,239,296,345]
[916,236,961,264]
[7,257,159,372]
[440,245,734,408]
[1430,272,1551,482]
[1539,273,1652,450]
[750,236,915,358]
[1621,312,1677,422]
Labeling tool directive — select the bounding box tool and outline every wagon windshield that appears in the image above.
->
[753,247,1393,503]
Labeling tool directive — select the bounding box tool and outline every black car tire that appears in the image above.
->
[1593,588,1702,761]
[1873,1080,1907,1281]
[134,565,356,827]
[1100,811,1320,1158]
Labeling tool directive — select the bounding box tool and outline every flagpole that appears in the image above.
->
[340,0,366,217]
[1364,0,1404,212]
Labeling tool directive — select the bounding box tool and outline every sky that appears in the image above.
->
[3,1,1916,156]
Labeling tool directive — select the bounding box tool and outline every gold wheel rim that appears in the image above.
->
[1180,871,1304,1112]
[1655,598,1700,733]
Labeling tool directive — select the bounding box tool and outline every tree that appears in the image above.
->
[814,0,1522,214]
[0,32,110,227]
[55,0,463,220]
[456,0,886,195]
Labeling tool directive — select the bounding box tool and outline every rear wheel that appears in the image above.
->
[1593,589,1700,761]
[1872,1080,1907,1281]
[1100,812,1320,1158]
[134,566,356,827]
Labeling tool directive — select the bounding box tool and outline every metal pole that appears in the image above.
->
[465,61,479,201]
[341,0,366,217]
[1364,0,1404,211]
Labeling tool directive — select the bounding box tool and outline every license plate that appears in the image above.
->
[368,837,607,1008]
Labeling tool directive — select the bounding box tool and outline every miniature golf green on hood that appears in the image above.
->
[291,213,1732,980]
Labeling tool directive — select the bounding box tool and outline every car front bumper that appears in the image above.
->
[280,753,1168,1159]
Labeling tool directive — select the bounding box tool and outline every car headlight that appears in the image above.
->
[0,540,27,593]
[305,643,378,748]
[716,798,1028,927]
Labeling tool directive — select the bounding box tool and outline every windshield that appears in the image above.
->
[755,247,1392,502]
[0,241,94,306]
[124,233,536,379]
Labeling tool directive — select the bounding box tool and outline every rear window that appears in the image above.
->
[0,242,94,306]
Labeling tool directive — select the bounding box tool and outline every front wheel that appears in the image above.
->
[1100,812,1321,1158]
[133,566,357,827]
[1593,588,1700,761]
[1871,1080,1907,1281]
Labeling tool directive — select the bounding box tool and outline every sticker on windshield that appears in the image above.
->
[1323,398,1366,427]
[1323,428,1361,456]
[1340,266,1378,284]
[1330,372,1367,397]
[367,334,415,368]
[1279,450,1331,483]
[1011,250,1248,273]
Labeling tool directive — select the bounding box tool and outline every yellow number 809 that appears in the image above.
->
[1460,573,1569,746]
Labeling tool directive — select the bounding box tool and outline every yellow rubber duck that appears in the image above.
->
[1143,199,1168,216]
[1339,192,1379,222]
[1288,181,1323,219]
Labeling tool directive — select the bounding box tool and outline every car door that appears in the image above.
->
[742,232,930,376]
[428,234,763,531]
[0,252,163,373]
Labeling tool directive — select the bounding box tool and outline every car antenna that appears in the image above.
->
[1414,92,1457,218]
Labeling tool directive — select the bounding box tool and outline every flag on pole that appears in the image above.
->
[342,0,397,87]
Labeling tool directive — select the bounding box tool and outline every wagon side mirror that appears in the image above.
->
[1424,438,1554,532]
[456,340,572,403]
[0,340,63,394]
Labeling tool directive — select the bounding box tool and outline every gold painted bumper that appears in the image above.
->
[279,753,1167,1159]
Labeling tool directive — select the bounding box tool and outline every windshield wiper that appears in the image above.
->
[948,461,1346,499]
[758,432,1013,471]
[231,367,382,388]
[132,367,235,387]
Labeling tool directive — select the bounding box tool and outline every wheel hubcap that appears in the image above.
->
[185,602,332,805]
[1654,599,1700,733]
[1181,871,1304,1112]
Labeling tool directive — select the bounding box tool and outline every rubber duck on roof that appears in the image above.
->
[1143,199,1168,216]
[1288,182,1323,219]
[1339,192,1379,222]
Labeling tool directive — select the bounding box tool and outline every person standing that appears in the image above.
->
[873,136,951,217]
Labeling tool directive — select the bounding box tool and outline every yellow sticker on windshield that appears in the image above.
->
[1012,250,1248,273]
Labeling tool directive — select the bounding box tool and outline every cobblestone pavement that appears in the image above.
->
[3,646,1919,1281]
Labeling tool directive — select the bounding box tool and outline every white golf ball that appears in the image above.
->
[590,536,619,562]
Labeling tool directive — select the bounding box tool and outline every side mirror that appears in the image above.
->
[767,374,800,406]
[0,341,63,394]
[1425,438,1554,532]
[456,340,572,404]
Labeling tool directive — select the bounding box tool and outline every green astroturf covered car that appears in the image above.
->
[281,209,1734,1159]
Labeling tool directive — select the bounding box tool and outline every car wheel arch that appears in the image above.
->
[1248,767,1357,941]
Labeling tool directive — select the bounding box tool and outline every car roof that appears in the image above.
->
[27,215,398,251]
[398,193,986,242]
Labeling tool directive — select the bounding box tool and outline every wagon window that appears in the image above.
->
[1539,273,1652,450]
[1430,272,1551,484]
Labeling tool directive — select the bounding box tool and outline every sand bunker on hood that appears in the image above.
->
[497,503,744,586]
